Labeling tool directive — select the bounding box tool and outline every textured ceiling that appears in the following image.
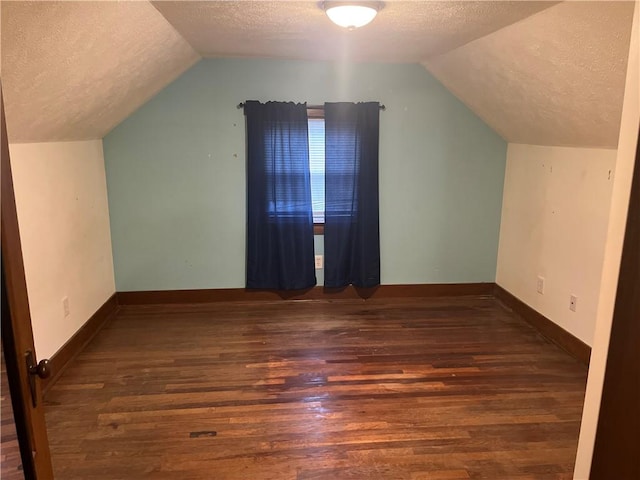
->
[152,1,557,62]
[0,1,635,147]
[1,1,199,142]
[422,1,635,148]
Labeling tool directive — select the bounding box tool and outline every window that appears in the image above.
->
[307,108,325,233]
[245,100,380,289]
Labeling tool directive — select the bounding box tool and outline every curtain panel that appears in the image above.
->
[245,101,317,290]
[324,102,381,288]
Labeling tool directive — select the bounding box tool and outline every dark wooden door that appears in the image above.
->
[1,86,54,479]
[590,125,640,478]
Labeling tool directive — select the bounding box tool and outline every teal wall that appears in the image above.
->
[104,59,506,291]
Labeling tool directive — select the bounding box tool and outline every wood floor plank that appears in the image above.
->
[44,296,587,479]
[1,343,24,480]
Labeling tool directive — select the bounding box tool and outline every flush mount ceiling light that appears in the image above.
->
[322,2,383,30]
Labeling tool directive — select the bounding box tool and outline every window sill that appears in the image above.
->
[314,224,324,235]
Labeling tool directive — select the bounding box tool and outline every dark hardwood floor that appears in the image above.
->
[1,343,24,480]
[43,296,587,479]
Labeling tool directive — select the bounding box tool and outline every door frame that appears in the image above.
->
[1,86,54,478]
[590,126,640,477]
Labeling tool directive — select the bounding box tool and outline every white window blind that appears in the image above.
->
[308,118,325,224]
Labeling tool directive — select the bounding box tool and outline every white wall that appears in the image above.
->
[9,140,116,360]
[574,2,639,477]
[496,144,616,346]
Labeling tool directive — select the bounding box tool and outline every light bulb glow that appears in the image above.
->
[325,4,379,29]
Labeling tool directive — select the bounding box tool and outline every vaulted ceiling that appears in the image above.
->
[1,1,635,147]
[422,1,635,148]
[0,1,200,142]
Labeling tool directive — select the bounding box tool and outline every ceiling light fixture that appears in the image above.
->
[322,2,383,30]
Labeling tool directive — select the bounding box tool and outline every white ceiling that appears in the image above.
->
[151,1,558,62]
[1,1,635,147]
[423,1,636,148]
[1,1,200,142]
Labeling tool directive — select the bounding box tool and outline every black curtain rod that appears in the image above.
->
[237,102,386,111]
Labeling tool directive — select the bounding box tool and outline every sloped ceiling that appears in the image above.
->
[1,1,200,143]
[0,1,635,147]
[422,1,635,148]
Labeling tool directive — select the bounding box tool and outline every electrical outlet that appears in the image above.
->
[569,295,578,312]
[315,255,323,269]
[536,276,545,294]
[62,296,70,317]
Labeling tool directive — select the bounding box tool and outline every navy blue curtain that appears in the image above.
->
[324,102,380,288]
[245,101,316,290]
